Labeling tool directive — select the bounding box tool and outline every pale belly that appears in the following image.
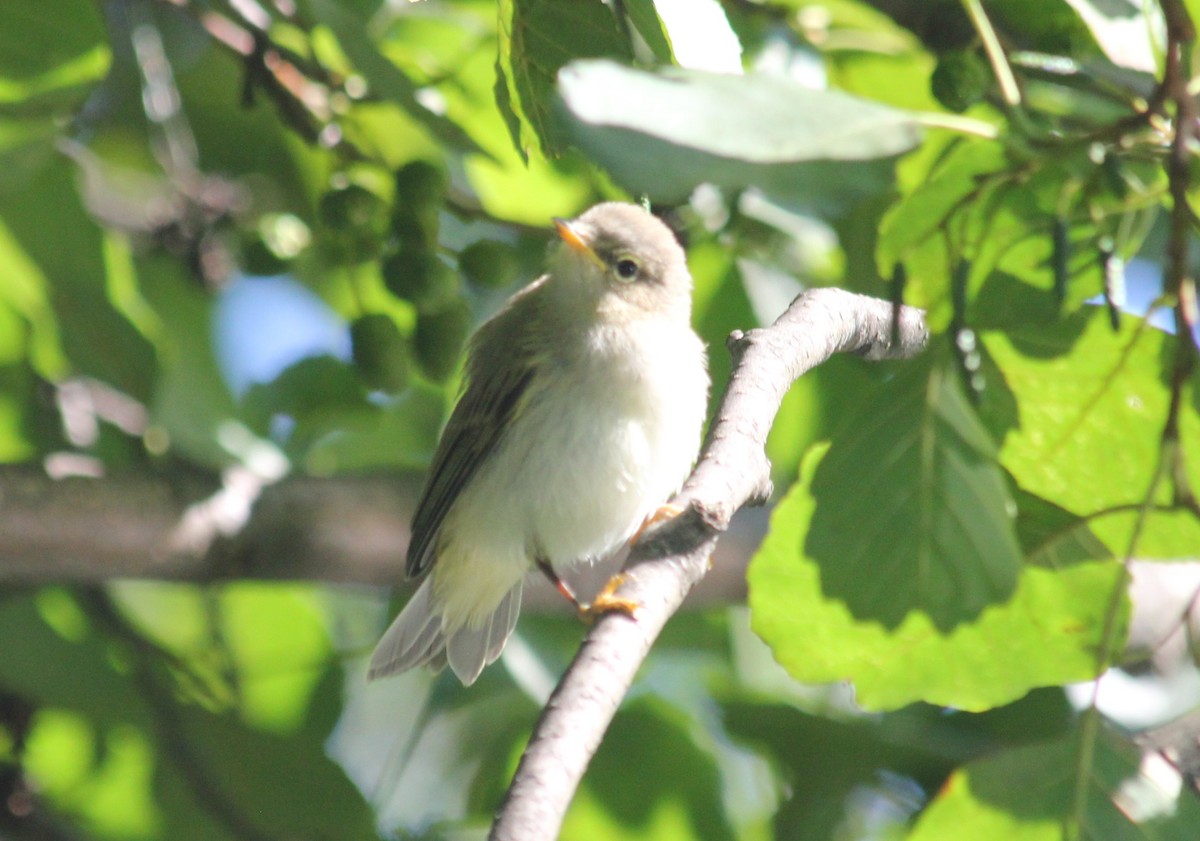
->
[431,323,707,629]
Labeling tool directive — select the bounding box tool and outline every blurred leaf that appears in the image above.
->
[1060,0,1160,74]
[241,355,368,438]
[1014,488,1113,567]
[497,0,632,158]
[988,0,1099,55]
[307,0,483,156]
[153,670,378,841]
[565,60,920,163]
[23,712,160,839]
[111,582,334,734]
[979,310,1200,558]
[304,382,445,473]
[909,726,1200,840]
[724,702,947,841]
[219,584,331,733]
[0,361,41,460]
[0,157,156,399]
[624,0,674,63]
[564,698,734,841]
[0,0,106,82]
[557,60,919,208]
[748,444,1128,712]
[877,139,1008,282]
[806,350,1021,629]
[135,255,237,468]
[0,591,150,728]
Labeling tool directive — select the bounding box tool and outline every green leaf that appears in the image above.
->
[724,701,948,840]
[559,61,922,161]
[909,727,1200,840]
[878,139,1009,274]
[624,0,674,63]
[157,673,378,841]
[135,255,238,468]
[807,350,1021,629]
[564,698,734,841]
[556,60,920,208]
[307,0,483,156]
[980,310,1200,558]
[0,157,156,399]
[0,0,106,83]
[1058,0,1160,73]
[748,444,1127,712]
[303,382,445,473]
[1015,488,1114,567]
[497,0,632,158]
[0,591,151,727]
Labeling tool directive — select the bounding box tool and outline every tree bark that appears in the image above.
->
[488,288,929,841]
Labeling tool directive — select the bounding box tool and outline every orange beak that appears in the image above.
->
[553,218,606,270]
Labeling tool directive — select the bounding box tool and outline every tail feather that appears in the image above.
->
[368,579,445,680]
[445,585,522,685]
[368,578,523,685]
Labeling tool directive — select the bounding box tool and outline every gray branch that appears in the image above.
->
[488,287,929,841]
[0,468,419,585]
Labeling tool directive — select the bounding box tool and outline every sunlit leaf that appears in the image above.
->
[0,159,156,399]
[806,350,1021,629]
[624,0,674,63]
[497,0,632,158]
[980,310,1200,558]
[878,140,1009,275]
[1060,0,1161,73]
[308,0,483,155]
[564,698,734,841]
[748,444,1127,712]
[0,0,106,83]
[909,726,1200,840]
[557,59,920,208]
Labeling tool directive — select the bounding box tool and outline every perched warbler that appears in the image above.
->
[369,202,709,685]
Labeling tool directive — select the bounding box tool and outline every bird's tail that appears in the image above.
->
[367,578,522,686]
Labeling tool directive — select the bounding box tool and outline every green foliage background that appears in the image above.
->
[0,0,1198,839]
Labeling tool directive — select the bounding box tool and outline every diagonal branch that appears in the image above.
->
[488,287,929,841]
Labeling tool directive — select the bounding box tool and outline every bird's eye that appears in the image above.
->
[614,257,640,282]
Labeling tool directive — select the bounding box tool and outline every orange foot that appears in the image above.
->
[581,573,640,623]
[630,502,686,546]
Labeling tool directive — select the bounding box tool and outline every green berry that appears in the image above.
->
[350,314,410,393]
[459,239,521,289]
[414,301,471,382]
[382,248,460,313]
[394,161,446,209]
[931,50,990,113]
[392,161,446,249]
[318,184,389,263]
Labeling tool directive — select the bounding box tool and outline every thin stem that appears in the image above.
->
[908,111,1001,139]
[961,0,1022,107]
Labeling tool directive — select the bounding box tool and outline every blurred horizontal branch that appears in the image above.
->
[0,465,765,605]
[0,466,417,585]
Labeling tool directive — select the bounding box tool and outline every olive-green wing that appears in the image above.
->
[405,284,546,578]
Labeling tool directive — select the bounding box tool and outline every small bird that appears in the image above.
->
[368,202,709,685]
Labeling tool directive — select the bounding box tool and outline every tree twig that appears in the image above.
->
[488,287,929,841]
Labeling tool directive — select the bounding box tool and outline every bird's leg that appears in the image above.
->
[537,558,584,610]
[582,503,688,620]
[583,572,639,620]
[538,558,639,621]
[629,502,686,545]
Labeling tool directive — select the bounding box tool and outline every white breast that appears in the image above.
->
[525,319,707,564]
[433,317,707,626]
